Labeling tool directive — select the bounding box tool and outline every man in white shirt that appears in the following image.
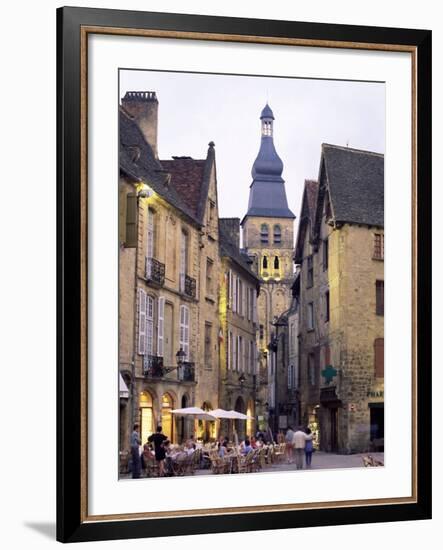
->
[292,427,308,470]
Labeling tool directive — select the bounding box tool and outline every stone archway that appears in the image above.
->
[234,396,246,441]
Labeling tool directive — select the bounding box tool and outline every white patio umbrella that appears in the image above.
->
[227,410,254,420]
[209,409,254,445]
[171,406,217,421]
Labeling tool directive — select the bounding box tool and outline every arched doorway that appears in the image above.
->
[139,391,154,445]
[161,393,174,442]
[246,399,255,440]
[197,402,216,442]
[178,394,189,443]
[234,396,246,441]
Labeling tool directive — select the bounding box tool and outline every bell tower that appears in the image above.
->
[241,103,295,351]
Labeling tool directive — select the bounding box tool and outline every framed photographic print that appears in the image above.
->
[57,6,432,543]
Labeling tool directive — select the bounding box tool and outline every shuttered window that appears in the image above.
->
[324,344,331,366]
[138,289,147,354]
[179,305,190,360]
[376,280,384,316]
[146,208,155,259]
[146,296,154,355]
[232,332,237,371]
[233,275,237,313]
[374,338,384,377]
[204,323,212,370]
[227,331,232,370]
[157,297,165,357]
[125,193,137,247]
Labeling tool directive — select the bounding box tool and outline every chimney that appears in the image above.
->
[121,91,159,158]
[219,218,241,249]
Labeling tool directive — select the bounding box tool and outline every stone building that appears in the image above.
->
[119,91,221,448]
[295,144,384,453]
[218,218,260,441]
[241,103,296,434]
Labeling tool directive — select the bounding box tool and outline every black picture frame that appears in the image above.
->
[57,6,432,543]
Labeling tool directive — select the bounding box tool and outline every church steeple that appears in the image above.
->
[244,104,295,220]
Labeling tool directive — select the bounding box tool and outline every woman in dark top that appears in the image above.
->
[148,425,168,476]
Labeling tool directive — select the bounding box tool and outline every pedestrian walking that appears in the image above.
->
[130,423,142,479]
[304,427,314,468]
[148,425,168,476]
[285,426,294,463]
[292,426,308,470]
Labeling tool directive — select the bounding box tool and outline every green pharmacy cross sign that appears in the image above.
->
[321,364,338,385]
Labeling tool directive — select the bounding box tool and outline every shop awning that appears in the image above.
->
[119,374,129,399]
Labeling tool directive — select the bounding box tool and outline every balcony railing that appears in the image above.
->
[143,355,164,377]
[178,362,195,382]
[143,355,195,382]
[179,272,197,299]
[145,257,165,286]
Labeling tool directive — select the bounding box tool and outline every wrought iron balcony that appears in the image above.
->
[143,355,195,382]
[178,362,195,382]
[143,355,164,377]
[145,257,165,286]
[179,273,197,299]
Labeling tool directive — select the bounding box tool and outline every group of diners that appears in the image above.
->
[129,423,316,478]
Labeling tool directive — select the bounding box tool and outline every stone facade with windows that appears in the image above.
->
[240,104,296,434]
[218,218,260,440]
[295,144,384,453]
[119,92,220,449]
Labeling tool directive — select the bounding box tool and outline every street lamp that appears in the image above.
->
[238,373,246,389]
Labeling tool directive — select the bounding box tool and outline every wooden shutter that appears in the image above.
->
[146,208,154,259]
[227,331,231,370]
[233,275,237,313]
[179,305,190,360]
[376,281,384,315]
[157,297,165,357]
[374,338,384,377]
[232,332,237,371]
[125,193,137,247]
[324,345,331,366]
[146,296,154,355]
[138,289,147,354]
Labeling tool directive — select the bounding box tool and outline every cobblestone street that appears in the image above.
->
[121,451,385,479]
[193,451,385,475]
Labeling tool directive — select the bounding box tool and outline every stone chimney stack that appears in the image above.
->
[219,218,241,249]
[121,91,159,158]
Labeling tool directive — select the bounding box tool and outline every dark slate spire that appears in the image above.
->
[244,104,295,219]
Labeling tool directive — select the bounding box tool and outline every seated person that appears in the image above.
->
[241,439,253,455]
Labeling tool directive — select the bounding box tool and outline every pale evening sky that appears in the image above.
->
[120,69,385,237]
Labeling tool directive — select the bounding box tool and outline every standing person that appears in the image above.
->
[148,425,168,476]
[285,426,295,464]
[304,427,314,468]
[130,423,142,479]
[292,426,308,470]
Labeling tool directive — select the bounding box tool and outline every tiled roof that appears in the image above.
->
[305,179,318,220]
[119,107,207,226]
[322,143,384,228]
[294,179,319,263]
[160,158,206,218]
[219,220,260,285]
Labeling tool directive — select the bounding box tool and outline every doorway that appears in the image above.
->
[161,393,173,442]
[330,408,338,452]
[370,404,384,449]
